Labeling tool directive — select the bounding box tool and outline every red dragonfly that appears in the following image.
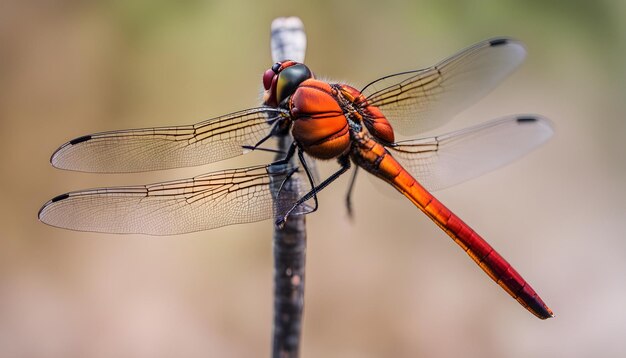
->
[39,38,554,319]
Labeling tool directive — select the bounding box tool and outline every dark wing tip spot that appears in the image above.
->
[70,135,92,145]
[39,193,70,219]
[516,116,537,124]
[51,193,70,202]
[489,38,509,47]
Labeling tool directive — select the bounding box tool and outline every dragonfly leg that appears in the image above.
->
[241,145,284,154]
[270,140,298,166]
[268,140,303,216]
[273,148,318,227]
[241,116,291,154]
[345,165,359,219]
[275,166,301,198]
[251,118,283,149]
[276,155,351,228]
[296,148,319,212]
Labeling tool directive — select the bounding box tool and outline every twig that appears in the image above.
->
[269,17,307,358]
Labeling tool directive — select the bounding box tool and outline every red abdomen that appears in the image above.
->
[289,80,350,159]
[353,136,553,319]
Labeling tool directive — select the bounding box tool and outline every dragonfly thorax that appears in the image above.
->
[336,84,395,144]
[289,79,351,160]
[286,78,396,160]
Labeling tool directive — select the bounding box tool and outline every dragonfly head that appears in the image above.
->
[263,61,313,107]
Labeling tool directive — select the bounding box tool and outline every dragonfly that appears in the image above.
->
[39,37,554,319]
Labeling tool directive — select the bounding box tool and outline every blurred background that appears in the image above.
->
[1,0,625,357]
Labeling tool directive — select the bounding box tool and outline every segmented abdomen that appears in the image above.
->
[352,136,553,319]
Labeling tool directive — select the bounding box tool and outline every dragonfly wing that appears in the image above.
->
[51,107,287,173]
[362,38,526,135]
[38,164,312,235]
[389,115,553,192]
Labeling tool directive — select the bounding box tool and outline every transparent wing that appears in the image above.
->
[51,107,288,173]
[362,38,526,135]
[38,164,312,235]
[389,115,553,192]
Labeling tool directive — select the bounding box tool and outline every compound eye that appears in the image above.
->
[263,69,275,90]
[271,62,281,73]
[276,63,312,104]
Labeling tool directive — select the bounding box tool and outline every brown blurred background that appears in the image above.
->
[1,1,625,357]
